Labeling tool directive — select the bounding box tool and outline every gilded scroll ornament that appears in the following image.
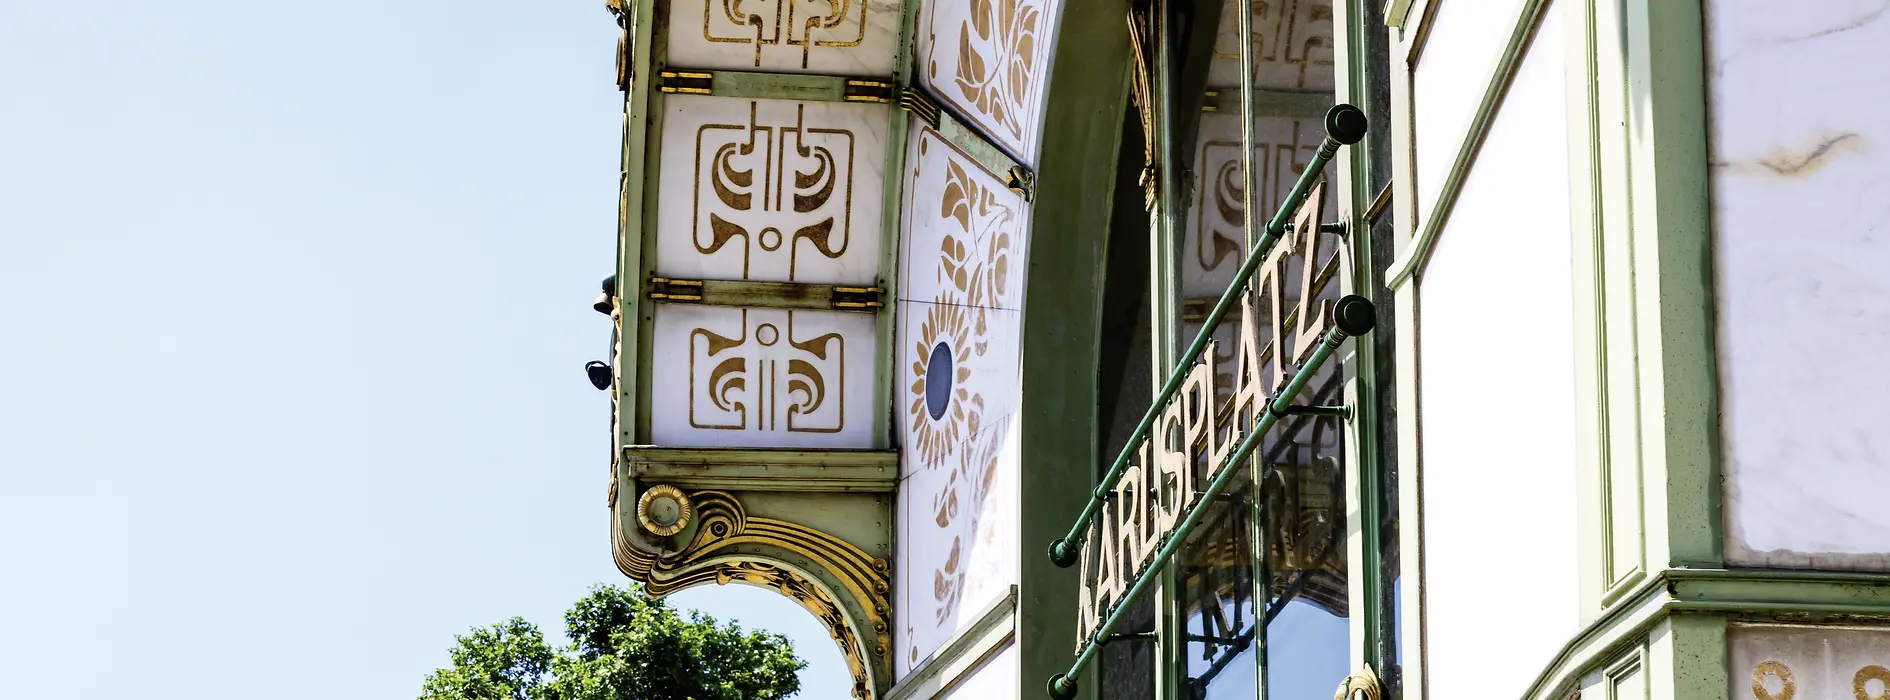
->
[635,484,694,537]
[613,489,891,697]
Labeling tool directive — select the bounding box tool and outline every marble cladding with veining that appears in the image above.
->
[1708,0,1890,570]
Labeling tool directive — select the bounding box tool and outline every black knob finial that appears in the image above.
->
[1334,295,1376,336]
[1325,104,1367,145]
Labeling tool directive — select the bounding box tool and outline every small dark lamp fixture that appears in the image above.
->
[585,361,612,390]
[593,275,617,315]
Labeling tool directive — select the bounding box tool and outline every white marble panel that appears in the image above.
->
[662,0,902,76]
[1416,6,1577,700]
[915,0,1062,163]
[899,125,1030,310]
[1411,0,1529,225]
[894,299,1021,671]
[1707,0,1890,570]
[1729,625,1890,700]
[1204,0,1337,90]
[936,641,1017,699]
[655,95,888,285]
[648,305,877,448]
[1181,112,1339,300]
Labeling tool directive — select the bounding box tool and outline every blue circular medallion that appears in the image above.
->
[925,342,953,420]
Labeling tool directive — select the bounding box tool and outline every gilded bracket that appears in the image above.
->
[613,479,893,700]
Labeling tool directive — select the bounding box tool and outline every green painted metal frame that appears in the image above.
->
[614,0,657,451]
[1520,569,1890,700]
[622,446,899,493]
[1333,0,1393,684]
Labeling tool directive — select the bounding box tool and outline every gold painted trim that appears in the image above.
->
[635,484,693,537]
[613,490,890,699]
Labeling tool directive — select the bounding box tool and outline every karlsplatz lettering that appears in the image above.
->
[1075,183,1340,645]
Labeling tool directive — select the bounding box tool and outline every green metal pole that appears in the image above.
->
[1048,105,1368,568]
[1047,296,1377,698]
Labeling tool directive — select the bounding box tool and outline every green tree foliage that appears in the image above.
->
[420,584,806,700]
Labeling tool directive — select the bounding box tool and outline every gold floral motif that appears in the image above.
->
[907,302,976,468]
[926,0,1047,148]
[899,132,1024,665]
[635,484,693,537]
[929,416,1009,625]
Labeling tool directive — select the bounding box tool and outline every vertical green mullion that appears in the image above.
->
[1152,1,1185,698]
[617,0,658,447]
[872,0,921,451]
[1335,0,1391,683]
[632,20,672,444]
[1232,0,1266,697]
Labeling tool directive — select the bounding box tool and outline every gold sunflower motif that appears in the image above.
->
[908,301,981,468]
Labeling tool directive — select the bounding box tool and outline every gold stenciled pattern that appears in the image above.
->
[920,0,1057,158]
[688,308,847,435]
[1751,660,1890,700]
[1185,115,1337,298]
[703,0,867,69]
[896,128,1025,669]
[694,101,856,282]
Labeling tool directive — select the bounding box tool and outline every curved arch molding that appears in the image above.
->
[613,485,893,699]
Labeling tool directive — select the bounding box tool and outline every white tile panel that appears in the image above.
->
[915,0,1063,163]
[893,300,1021,672]
[898,124,1030,310]
[655,95,888,285]
[663,0,903,76]
[648,305,877,448]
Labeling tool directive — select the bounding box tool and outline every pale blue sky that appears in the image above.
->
[0,2,846,698]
